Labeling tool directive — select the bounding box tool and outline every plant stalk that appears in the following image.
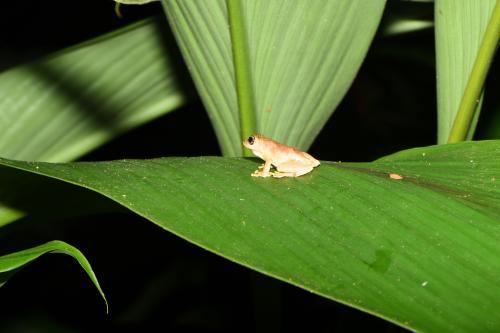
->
[227,0,256,156]
[447,0,500,143]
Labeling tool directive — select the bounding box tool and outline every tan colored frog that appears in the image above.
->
[242,134,320,178]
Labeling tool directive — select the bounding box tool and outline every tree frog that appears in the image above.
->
[242,134,320,178]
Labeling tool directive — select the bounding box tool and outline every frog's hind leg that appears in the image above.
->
[271,171,296,178]
[272,161,314,178]
[271,168,313,178]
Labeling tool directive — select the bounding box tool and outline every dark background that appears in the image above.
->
[0,1,498,332]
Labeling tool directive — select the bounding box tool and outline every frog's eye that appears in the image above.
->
[248,136,255,145]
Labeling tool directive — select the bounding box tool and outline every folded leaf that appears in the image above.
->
[0,240,107,311]
[0,140,499,332]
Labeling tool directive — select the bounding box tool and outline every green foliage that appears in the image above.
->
[0,240,107,311]
[0,18,189,227]
[435,0,499,143]
[1,0,499,330]
[226,0,257,155]
[1,140,499,332]
[0,18,187,162]
[163,0,386,155]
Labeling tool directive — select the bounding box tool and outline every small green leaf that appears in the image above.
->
[163,0,386,155]
[384,19,433,35]
[0,141,499,332]
[0,240,107,312]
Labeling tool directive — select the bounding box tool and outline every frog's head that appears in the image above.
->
[242,134,268,158]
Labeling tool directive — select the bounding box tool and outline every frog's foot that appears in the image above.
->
[251,169,271,177]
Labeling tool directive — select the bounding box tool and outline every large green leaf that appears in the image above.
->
[0,18,188,162]
[1,140,499,332]
[435,0,499,143]
[0,18,190,227]
[0,240,107,311]
[162,0,386,156]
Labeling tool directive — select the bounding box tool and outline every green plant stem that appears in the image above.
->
[448,0,500,143]
[227,0,256,156]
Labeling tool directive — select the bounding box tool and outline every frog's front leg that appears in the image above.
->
[252,160,272,177]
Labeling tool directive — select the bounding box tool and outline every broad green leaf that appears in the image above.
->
[435,0,499,143]
[0,18,190,227]
[1,141,499,332]
[0,240,107,311]
[0,18,188,162]
[162,0,386,156]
